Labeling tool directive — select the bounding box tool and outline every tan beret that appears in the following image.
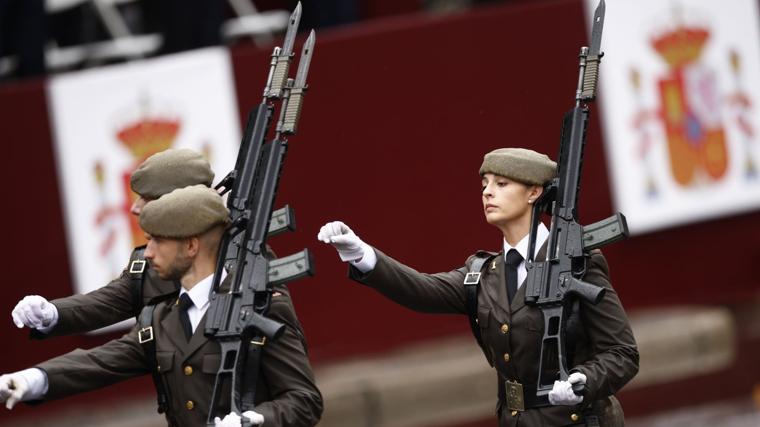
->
[479,148,557,185]
[140,185,229,238]
[130,148,214,199]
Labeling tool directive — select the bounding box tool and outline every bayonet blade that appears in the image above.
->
[281,2,302,57]
[589,0,605,56]
[294,30,315,88]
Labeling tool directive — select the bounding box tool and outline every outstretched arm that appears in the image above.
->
[318,221,469,314]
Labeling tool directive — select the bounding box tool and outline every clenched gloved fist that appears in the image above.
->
[0,372,30,409]
[548,372,586,406]
[317,221,367,262]
[214,410,264,426]
[12,295,58,331]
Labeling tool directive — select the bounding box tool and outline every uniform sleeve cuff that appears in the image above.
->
[350,243,377,273]
[33,303,59,334]
[18,368,48,400]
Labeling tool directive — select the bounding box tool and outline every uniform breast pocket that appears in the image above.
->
[156,351,175,374]
[477,306,491,330]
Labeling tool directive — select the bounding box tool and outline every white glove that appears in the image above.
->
[0,373,27,409]
[317,221,367,262]
[0,368,48,409]
[11,295,59,331]
[548,372,586,406]
[213,410,264,426]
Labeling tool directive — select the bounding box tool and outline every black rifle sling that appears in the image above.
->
[240,291,274,409]
[137,304,177,426]
[463,255,496,365]
[241,336,266,408]
[129,246,147,318]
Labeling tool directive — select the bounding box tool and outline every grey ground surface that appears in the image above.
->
[4,396,760,427]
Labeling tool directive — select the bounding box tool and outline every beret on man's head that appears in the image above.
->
[479,148,557,185]
[140,185,229,238]
[130,148,214,199]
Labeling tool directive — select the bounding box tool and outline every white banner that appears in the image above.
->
[48,48,240,331]
[585,0,760,234]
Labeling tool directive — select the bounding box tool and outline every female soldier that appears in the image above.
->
[317,147,638,427]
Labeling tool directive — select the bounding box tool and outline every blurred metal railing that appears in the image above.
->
[0,0,290,78]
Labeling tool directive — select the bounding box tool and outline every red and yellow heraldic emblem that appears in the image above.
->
[653,26,729,186]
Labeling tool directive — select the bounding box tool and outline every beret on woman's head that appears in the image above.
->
[479,148,556,185]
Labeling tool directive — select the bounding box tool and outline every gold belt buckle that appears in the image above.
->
[505,380,525,412]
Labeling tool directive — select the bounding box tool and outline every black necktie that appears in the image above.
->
[178,293,194,341]
[505,249,523,303]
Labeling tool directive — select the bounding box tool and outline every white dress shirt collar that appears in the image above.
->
[179,270,228,310]
[502,222,550,261]
[178,270,227,334]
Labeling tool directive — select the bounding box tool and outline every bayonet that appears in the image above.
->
[579,0,605,101]
[266,2,302,99]
[282,2,301,58]
[293,30,315,89]
[588,0,605,57]
[282,30,316,134]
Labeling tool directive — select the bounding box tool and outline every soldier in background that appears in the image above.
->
[11,148,213,337]
[318,148,638,426]
[1,185,322,427]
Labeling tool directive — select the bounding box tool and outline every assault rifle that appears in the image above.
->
[204,3,315,424]
[523,0,628,404]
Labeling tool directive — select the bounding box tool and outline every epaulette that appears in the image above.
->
[472,249,499,258]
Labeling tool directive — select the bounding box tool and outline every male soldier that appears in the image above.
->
[11,148,214,336]
[1,185,323,427]
[318,148,638,426]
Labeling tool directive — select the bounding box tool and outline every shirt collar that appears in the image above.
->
[502,222,549,261]
[179,270,227,309]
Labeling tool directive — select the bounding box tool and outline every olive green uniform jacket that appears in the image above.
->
[34,280,323,427]
[349,246,638,427]
[32,246,178,339]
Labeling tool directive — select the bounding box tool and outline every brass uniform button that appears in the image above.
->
[157,365,162,372]
[500,324,509,334]
[570,413,579,422]
[503,353,510,362]
[184,366,193,376]
[511,410,518,417]
[186,400,195,410]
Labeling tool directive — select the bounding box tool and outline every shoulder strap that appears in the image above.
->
[463,255,495,363]
[137,304,176,424]
[129,247,147,318]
